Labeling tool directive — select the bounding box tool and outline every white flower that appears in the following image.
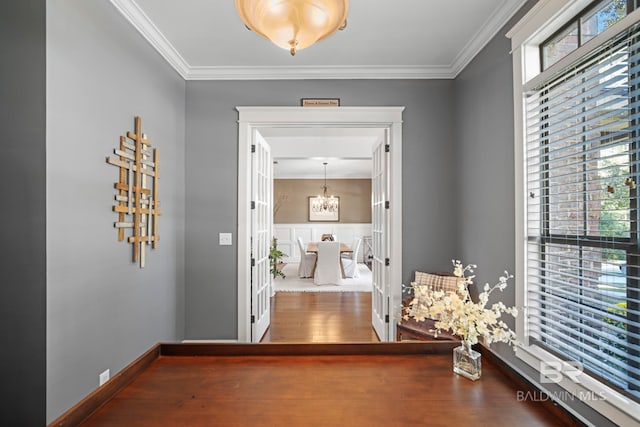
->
[453,261,464,277]
[403,260,518,348]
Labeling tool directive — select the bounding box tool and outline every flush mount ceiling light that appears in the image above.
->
[235,0,349,56]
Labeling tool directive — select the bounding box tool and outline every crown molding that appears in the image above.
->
[110,0,190,79]
[185,65,454,80]
[450,0,530,77]
[112,0,528,81]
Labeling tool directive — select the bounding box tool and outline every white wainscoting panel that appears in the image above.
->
[274,223,372,262]
[273,227,294,262]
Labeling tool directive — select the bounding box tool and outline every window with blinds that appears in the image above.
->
[526,22,640,401]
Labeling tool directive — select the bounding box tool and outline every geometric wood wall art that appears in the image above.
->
[106,116,161,268]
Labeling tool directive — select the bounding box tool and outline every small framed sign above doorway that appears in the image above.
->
[301,98,340,107]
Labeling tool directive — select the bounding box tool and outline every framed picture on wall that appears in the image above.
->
[308,196,340,222]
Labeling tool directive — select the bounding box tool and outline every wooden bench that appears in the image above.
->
[396,317,459,341]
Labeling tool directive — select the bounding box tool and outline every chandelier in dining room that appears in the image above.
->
[311,162,339,213]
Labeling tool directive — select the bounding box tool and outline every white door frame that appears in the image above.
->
[236,106,404,342]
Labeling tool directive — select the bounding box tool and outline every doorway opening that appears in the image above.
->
[267,153,376,343]
[237,106,404,343]
[268,135,377,295]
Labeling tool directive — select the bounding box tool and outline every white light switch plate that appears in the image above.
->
[219,233,232,246]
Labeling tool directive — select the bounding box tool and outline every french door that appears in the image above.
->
[371,137,389,340]
[251,132,272,342]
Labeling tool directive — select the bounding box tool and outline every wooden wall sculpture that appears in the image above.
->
[106,116,161,268]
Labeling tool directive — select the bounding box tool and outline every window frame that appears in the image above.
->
[508,0,640,424]
[539,0,633,71]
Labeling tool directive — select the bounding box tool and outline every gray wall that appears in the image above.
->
[453,1,615,425]
[4,0,615,424]
[0,1,46,425]
[454,23,518,297]
[185,80,457,339]
[46,1,186,422]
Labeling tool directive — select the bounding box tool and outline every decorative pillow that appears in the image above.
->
[414,271,465,295]
[408,271,467,321]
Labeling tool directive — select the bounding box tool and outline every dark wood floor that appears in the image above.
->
[68,292,582,427]
[79,344,574,427]
[260,292,379,343]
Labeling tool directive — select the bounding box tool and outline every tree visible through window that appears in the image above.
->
[529,9,640,401]
[542,0,629,70]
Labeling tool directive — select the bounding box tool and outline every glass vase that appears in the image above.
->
[453,341,481,380]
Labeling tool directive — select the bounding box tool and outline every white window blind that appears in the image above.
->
[526,22,640,401]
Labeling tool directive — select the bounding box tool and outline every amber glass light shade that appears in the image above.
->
[235,0,349,55]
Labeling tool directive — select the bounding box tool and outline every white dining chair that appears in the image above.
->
[342,238,361,278]
[297,237,316,278]
[314,241,342,285]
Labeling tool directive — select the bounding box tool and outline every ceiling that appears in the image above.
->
[108,1,527,178]
[273,158,372,179]
[110,0,528,80]
[264,127,384,178]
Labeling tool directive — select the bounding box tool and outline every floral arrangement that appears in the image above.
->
[404,260,518,347]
